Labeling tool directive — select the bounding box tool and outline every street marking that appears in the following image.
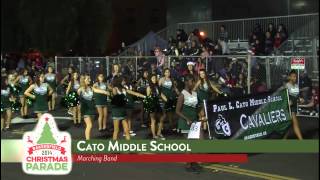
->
[203,164,299,180]
[205,166,277,179]
[54,116,73,120]
[11,116,72,124]
[11,117,36,124]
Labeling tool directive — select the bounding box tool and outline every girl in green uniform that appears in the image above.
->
[14,68,32,118]
[111,76,146,140]
[176,74,206,173]
[24,72,53,120]
[60,67,74,115]
[284,70,303,140]
[66,72,81,126]
[159,68,180,133]
[123,76,137,137]
[60,67,74,92]
[136,70,149,128]
[78,75,110,140]
[45,66,57,111]
[145,74,164,139]
[1,77,13,131]
[193,69,222,130]
[7,72,19,112]
[93,73,110,131]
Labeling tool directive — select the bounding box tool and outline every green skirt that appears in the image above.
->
[47,82,57,92]
[1,96,11,110]
[19,84,29,96]
[177,105,198,133]
[33,94,48,113]
[81,99,96,116]
[111,106,127,120]
[198,89,209,106]
[162,87,177,112]
[94,93,108,106]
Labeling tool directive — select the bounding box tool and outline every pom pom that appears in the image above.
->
[143,96,154,112]
[9,84,21,96]
[111,94,127,107]
[65,91,79,107]
[26,91,35,107]
[60,96,68,108]
[11,101,22,112]
[143,96,160,113]
[1,102,4,113]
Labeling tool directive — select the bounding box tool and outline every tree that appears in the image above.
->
[37,122,57,144]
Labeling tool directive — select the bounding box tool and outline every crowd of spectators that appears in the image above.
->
[2,22,318,114]
[249,23,288,55]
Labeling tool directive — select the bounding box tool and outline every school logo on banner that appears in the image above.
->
[22,113,72,175]
[214,114,231,136]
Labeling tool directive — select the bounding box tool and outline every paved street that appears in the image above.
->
[1,104,319,180]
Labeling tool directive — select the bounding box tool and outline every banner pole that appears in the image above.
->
[203,100,212,140]
[135,56,138,80]
[54,56,58,74]
[297,68,300,114]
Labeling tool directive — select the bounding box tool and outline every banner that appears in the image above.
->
[205,88,292,140]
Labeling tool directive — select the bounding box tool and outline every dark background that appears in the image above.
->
[1,0,318,55]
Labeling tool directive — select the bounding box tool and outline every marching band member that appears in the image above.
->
[145,74,164,139]
[111,76,146,140]
[24,72,53,120]
[66,71,81,126]
[45,66,57,111]
[284,70,303,140]
[78,74,110,140]
[14,68,32,118]
[193,69,223,130]
[176,74,205,173]
[93,73,110,131]
[159,68,180,134]
[1,77,13,131]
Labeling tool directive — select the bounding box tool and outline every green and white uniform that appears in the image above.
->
[286,82,299,113]
[1,88,11,112]
[161,78,176,112]
[33,83,49,113]
[94,82,108,107]
[18,76,30,97]
[45,73,57,92]
[178,90,198,133]
[111,88,127,120]
[197,82,209,106]
[72,81,80,92]
[80,87,96,117]
[67,81,80,107]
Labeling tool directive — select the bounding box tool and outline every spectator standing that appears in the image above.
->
[195,57,205,75]
[219,25,228,42]
[218,39,230,55]
[154,47,165,75]
[267,23,277,38]
[274,32,282,49]
[265,31,274,55]
[17,56,26,71]
[277,24,288,43]
[299,70,312,103]
[253,23,264,42]
[252,39,264,55]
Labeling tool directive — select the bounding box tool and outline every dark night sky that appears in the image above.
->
[1,0,318,56]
